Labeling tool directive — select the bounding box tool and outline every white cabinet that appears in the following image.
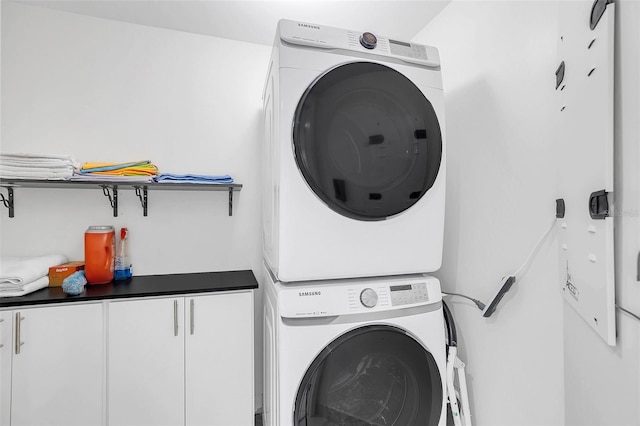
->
[185,293,254,426]
[108,297,185,426]
[0,311,12,426]
[1,303,104,426]
[108,291,254,426]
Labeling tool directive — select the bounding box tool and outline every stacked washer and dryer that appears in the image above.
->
[262,19,447,426]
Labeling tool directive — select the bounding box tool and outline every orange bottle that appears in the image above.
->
[84,226,115,284]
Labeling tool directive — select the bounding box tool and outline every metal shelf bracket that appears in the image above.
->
[1,187,14,218]
[0,179,241,218]
[101,185,118,217]
[134,186,148,217]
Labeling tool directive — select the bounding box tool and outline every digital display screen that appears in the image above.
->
[389,39,411,48]
[390,284,412,292]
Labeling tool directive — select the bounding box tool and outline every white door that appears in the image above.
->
[0,311,12,426]
[185,292,253,426]
[11,303,103,426]
[108,297,185,426]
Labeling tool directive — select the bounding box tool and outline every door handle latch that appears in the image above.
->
[589,190,610,219]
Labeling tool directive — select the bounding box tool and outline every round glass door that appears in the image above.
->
[293,62,442,221]
[294,325,443,426]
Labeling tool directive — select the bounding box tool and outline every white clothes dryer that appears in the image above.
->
[262,20,446,282]
[262,266,447,426]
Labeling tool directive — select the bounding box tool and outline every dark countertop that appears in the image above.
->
[0,270,258,308]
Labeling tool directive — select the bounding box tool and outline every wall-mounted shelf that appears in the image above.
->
[0,179,242,218]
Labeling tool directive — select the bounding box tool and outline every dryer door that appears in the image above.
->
[293,62,442,221]
[294,325,443,426]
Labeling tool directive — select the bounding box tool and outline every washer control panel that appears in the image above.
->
[389,282,429,306]
[278,275,440,318]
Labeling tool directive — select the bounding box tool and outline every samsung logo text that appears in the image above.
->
[298,23,320,30]
[298,291,321,297]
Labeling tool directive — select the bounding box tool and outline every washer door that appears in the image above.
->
[294,325,443,426]
[293,62,442,221]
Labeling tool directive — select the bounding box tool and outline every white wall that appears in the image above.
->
[417,0,640,425]
[0,1,271,407]
[413,1,565,424]
[563,1,640,424]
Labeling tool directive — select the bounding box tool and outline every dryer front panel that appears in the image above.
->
[293,62,442,221]
[294,324,443,425]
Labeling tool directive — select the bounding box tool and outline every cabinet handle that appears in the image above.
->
[190,299,195,335]
[15,313,24,355]
[173,300,179,337]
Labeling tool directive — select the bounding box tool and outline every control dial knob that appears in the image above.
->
[360,288,378,308]
[359,32,377,49]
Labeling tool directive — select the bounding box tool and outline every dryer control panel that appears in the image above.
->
[277,275,441,318]
[278,19,440,68]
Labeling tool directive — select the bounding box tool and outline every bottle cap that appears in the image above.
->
[86,225,114,233]
[120,228,128,239]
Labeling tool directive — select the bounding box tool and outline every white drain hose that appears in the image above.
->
[446,346,472,426]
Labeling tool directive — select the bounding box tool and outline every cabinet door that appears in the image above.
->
[185,292,254,426]
[0,311,12,426]
[11,303,103,426]
[108,298,185,426]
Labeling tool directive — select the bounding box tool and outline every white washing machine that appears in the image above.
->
[262,20,446,282]
[262,266,447,426]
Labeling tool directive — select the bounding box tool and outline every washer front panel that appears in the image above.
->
[293,62,442,221]
[294,325,443,426]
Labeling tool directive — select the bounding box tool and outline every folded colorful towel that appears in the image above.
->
[155,173,234,184]
[80,161,158,176]
[69,172,154,183]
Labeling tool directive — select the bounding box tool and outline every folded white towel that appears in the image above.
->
[0,276,49,297]
[0,153,80,172]
[1,153,76,161]
[0,254,68,286]
[0,168,74,180]
[1,153,77,164]
[0,164,76,172]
